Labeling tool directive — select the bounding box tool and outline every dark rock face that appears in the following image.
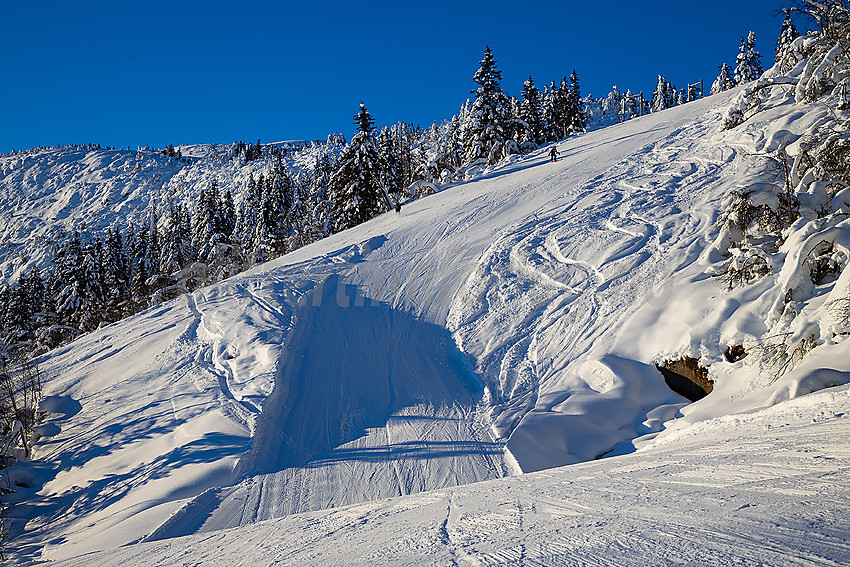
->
[656,356,713,402]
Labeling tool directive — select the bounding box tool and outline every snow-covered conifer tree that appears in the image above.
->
[541,83,560,142]
[602,86,622,117]
[566,70,587,134]
[460,46,513,164]
[75,239,107,332]
[53,233,106,332]
[159,205,191,276]
[519,76,544,145]
[250,174,272,264]
[329,103,387,232]
[711,63,736,94]
[237,172,260,255]
[22,268,44,323]
[308,153,334,239]
[101,227,130,319]
[652,75,671,112]
[145,202,161,278]
[265,164,294,257]
[775,9,799,62]
[221,188,236,240]
[378,126,403,195]
[193,181,227,264]
[51,232,82,324]
[3,275,32,345]
[735,31,763,84]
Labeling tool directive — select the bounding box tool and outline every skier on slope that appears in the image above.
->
[549,146,559,162]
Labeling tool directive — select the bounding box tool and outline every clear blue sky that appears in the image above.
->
[2,1,791,153]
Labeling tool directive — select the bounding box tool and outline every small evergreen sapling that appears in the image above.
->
[711,63,736,94]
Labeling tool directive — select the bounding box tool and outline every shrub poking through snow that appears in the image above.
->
[741,332,820,385]
[0,354,43,461]
[0,351,43,559]
[725,247,772,289]
[807,240,844,284]
[724,344,748,362]
[828,296,850,330]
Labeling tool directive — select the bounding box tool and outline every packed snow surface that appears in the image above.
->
[51,385,850,566]
[4,87,850,564]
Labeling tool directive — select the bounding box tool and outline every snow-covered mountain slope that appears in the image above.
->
[52,385,850,566]
[0,141,337,282]
[6,85,850,564]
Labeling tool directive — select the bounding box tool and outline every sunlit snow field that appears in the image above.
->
[2,87,848,565]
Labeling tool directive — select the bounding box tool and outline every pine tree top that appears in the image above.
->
[472,45,503,93]
[776,9,800,61]
[354,102,376,135]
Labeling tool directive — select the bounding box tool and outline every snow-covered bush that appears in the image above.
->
[713,1,850,389]
[0,354,42,461]
[725,246,773,288]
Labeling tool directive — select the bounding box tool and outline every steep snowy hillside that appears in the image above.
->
[4,81,850,565]
[0,140,335,283]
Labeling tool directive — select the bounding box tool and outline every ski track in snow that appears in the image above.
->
[52,386,850,566]
[188,291,260,419]
[446,103,735,471]
[179,271,508,534]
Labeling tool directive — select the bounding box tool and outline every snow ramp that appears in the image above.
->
[183,273,507,532]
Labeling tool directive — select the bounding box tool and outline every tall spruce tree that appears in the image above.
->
[51,232,83,327]
[519,76,545,145]
[309,154,334,239]
[237,172,260,255]
[776,9,799,62]
[542,83,560,142]
[735,31,763,84]
[461,46,513,164]
[251,174,272,263]
[378,126,403,195]
[566,70,587,134]
[76,238,107,332]
[193,180,228,264]
[159,205,191,276]
[101,227,130,319]
[53,233,106,332]
[23,268,45,323]
[4,275,32,345]
[129,222,153,303]
[553,77,571,138]
[265,165,294,257]
[329,103,387,232]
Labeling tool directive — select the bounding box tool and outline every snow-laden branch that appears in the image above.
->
[721,76,800,130]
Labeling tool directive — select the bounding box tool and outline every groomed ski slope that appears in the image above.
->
[52,385,850,566]
[9,87,850,564]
